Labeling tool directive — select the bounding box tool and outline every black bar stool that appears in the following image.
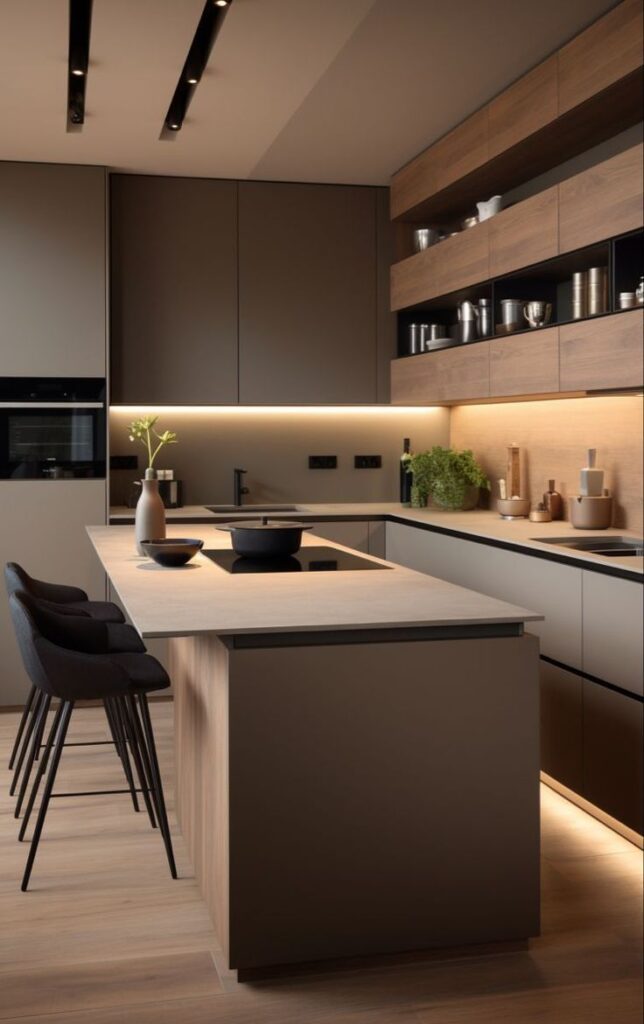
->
[8,590,177,891]
[4,569,139,798]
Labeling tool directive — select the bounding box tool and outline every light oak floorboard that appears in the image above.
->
[0,704,641,1023]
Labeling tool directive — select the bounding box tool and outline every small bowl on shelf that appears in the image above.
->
[497,498,530,520]
[140,538,204,567]
[462,215,479,230]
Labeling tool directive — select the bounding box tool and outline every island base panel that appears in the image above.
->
[171,632,540,972]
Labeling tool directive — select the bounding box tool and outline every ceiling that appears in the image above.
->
[0,0,620,185]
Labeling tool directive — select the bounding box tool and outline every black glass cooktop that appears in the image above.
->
[203,545,392,575]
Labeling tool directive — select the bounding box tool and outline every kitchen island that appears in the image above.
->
[88,524,542,977]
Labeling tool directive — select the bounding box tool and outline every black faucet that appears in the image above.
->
[233,467,249,507]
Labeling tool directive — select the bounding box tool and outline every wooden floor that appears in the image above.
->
[0,702,642,1024]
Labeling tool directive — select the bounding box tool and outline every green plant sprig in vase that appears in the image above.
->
[127,415,178,556]
[406,446,489,510]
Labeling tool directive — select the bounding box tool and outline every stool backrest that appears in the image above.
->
[4,562,88,605]
[4,562,31,599]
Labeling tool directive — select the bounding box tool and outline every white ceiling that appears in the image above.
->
[0,0,619,184]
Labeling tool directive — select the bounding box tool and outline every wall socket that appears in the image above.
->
[309,455,337,469]
[354,455,382,469]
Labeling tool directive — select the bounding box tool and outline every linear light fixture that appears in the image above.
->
[162,0,233,136]
[67,0,93,129]
[110,406,440,415]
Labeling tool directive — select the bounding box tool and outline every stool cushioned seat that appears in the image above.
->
[106,623,146,654]
[108,653,170,693]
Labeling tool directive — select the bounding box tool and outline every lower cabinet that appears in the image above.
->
[308,520,370,553]
[385,520,643,833]
[583,682,643,834]
[540,661,583,794]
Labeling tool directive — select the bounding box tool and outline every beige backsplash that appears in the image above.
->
[450,396,643,532]
[109,407,449,507]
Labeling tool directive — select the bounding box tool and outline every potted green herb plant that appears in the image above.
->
[127,415,178,555]
[406,446,489,510]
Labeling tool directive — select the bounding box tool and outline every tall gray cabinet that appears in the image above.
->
[0,163,107,376]
[110,175,238,405]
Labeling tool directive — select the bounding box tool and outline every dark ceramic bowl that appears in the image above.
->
[140,538,204,567]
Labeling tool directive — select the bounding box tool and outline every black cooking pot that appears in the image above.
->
[216,519,312,558]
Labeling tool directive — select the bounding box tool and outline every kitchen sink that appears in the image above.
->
[205,504,300,514]
[534,535,644,557]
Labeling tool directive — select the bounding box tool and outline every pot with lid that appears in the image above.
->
[217,518,313,558]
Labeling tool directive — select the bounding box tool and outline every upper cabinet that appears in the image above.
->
[558,0,644,114]
[487,187,558,280]
[558,144,644,252]
[0,163,106,377]
[110,177,392,406]
[110,175,238,406]
[238,182,379,405]
[390,0,643,225]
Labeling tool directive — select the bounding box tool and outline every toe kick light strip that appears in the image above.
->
[162,0,233,136]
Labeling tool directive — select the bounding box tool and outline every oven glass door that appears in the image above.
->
[1,408,106,478]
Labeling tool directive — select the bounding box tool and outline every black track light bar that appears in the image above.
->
[163,0,233,135]
[67,0,93,129]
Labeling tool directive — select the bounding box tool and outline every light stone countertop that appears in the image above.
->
[87,525,542,639]
[109,503,643,577]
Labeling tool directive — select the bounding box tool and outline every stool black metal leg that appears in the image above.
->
[106,698,140,813]
[18,702,64,842]
[102,699,124,763]
[22,701,74,892]
[134,695,177,879]
[10,691,43,796]
[117,697,156,828]
[14,695,51,817]
[8,685,36,770]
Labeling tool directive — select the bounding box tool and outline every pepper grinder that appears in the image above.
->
[543,480,563,520]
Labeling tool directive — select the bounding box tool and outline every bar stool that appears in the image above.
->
[8,590,177,891]
[5,563,127,782]
[8,596,149,825]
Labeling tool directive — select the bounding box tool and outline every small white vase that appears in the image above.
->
[135,473,166,555]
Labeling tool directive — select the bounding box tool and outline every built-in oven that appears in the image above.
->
[0,378,106,479]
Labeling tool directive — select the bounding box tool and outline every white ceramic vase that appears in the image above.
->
[135,471,166,555]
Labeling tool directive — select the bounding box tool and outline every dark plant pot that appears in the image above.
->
[430,483,480,511]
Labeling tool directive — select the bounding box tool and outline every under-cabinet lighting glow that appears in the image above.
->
[110,406,441,415]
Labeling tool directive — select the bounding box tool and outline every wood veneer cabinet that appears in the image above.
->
[488,57,558,161]
[238,182,378,405]
[111,175,238,405]
[489,327,559,398]
[432,108,488,195]
[436,221,489,298]
[391,246,437,312]
[559,310,643,393]
[391,343,489,405]
[488,187,558,279]
[558,143,644,253]
[558,0,644,115]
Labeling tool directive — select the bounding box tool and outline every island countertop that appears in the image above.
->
[87,524,541,638]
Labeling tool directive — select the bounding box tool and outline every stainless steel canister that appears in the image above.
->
[409,323,420,354]
[478,298,492,337]
[500,298,524,329]
[588,266,608,316]
[572,271,587,319]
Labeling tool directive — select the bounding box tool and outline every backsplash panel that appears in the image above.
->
[450,396,643,531]
[109,408,449,507]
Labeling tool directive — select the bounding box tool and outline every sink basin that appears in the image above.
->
[205,504,299,514]
[534,535,644,557]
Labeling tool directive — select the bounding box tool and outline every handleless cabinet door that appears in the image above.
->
[583,681,643,833]
[540,661,583,793]
[239,182,377,405]
[489,327,559,398]
[559,309,643,392]
[558,0,644,115]
[435,221,489,297]
[432,108,488,194]
[390,246,439,310]
[110,175,238,405]
[558,144,643,252]
[0,163,106,377]
[488,187,558,279]
[488,57,558,160]
[582,572,643,696]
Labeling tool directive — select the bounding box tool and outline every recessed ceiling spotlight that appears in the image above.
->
[162,0,233,137]
[67,0,93,130]
[72,68,85,76]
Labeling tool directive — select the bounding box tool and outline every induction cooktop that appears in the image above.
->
[203,545,392,574]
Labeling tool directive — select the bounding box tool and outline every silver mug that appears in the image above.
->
[523,301,552,329]
[413,228,439,252]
